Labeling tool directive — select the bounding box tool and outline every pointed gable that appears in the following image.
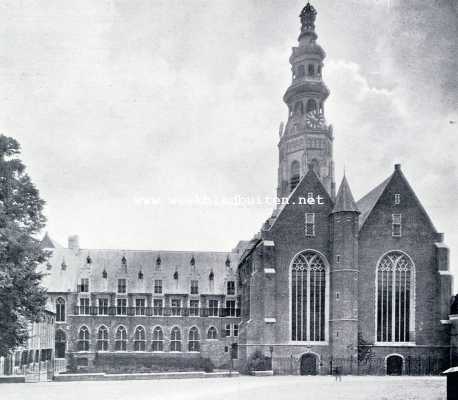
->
[268,167,333,231]
[356,164,437,232]
[332,175,359,214]
[40,232,63,250]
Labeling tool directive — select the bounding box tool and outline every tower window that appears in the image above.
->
[392,214,402,237]
[308,64,314,76]
[306,99,317,113]
[305,213,315,237]
[394,194,401,205]
[290,160,300,191]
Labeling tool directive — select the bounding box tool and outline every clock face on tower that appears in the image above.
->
[306,110,325,129]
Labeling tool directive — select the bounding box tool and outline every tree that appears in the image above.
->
[0,134,48,358]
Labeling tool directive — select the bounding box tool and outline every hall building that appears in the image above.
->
[39,2,455,375]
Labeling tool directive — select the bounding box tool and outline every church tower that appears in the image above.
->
[277,2,335,200]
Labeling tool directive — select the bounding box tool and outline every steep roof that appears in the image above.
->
[40,232,63,249]
[331,175,359,214]
[356,174,392,228]
[37,235,240,295]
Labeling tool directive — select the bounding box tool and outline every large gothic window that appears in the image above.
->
[291,251,326,342]
[115,326,127,351]
[134,326,146,351]
[188,327,200,352]
[77,326,90,352]
[376,252,414,343]
[170,327,182,352]
[290,161,300,191]
[97,326,109,351]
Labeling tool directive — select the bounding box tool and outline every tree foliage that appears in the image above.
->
[0,134,48,357]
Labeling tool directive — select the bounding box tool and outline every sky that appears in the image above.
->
[0,0,457,279]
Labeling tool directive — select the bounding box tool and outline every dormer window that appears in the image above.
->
[173,271,179,280]
[117,278,126,294]
[121,256,127,266]
[61,260,67,271]
[102,269,107,279]
[86,255,92,264]
[190,256,195,267]
[209,271,214,281]
[138,270,143,280]
[156,255,161,270]
[225,256,231,268]
[394,194,401,205]
[79,278,89,293]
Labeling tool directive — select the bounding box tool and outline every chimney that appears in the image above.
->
[68,235,80,252]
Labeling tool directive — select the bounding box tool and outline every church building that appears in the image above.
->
[39,2,455,376]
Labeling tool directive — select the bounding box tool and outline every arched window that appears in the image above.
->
[115,326,127,351]
[290,160,300,191]
[310,158,320,177]
[97,326,108,351]
[56,298,65,322]
[152,327,164,352]
[308,64,315,76]
[294,101,304,115]
[297,64,305,78]
[207,326,218,340]
[134,326,146,351]
[188,327,200,352]
[291,251,327,342]
[170,327,181,352]
[55,329,66,359]
[77,326,90,352]
[306,99,317,113]
[376,252,414,343]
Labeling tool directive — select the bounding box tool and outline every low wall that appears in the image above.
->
[54,371,239,382]
[0,376,25,384]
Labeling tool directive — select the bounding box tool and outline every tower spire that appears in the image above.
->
[276,2,335,201]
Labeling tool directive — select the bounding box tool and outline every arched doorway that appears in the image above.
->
[300,353,318,375]
[386,355,403,375]
[55,329,66,359]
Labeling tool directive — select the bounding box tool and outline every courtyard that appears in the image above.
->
[0,376,446,400]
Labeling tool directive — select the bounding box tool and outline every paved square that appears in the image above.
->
[0,376,446,400]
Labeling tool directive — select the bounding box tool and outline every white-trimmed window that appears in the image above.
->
[208,300,218,317]
[376,252,413,343]
[170,327,182,352]
[305,213,316,237]
[291,251,326,342]
[189,300,199,316]
[188,327,200,352]
[225,324,231,337]
[134,326,146,351]
[226,300,236,317]
[171,299,181,316]
[117,279,127,294]
[154,279,162,294]
[116,298,127,315]
[392,214,402,237]
[56,297,65,322]
[152,327,163,351]
[135,298,145,315]
[233,324,238,337]
[153,299,163,316]
[115,326,127,351]
[77,326,90,352]
[98,298,109,315]
[80,297,90,315]
[394,194,401,205]
[207,326,218,340]
[97,326,108,351]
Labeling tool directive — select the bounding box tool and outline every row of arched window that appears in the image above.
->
[73,325,219,353]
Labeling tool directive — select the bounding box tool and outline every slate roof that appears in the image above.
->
[356,175,392,228]
[331,175,359,214]
[38,236,239,296]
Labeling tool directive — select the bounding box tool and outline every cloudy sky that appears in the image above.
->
[0,0,457,276]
